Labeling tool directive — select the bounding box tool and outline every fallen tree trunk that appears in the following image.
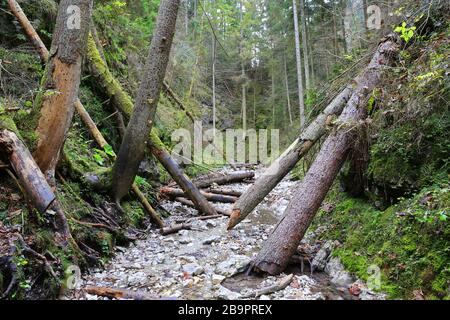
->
[186,171,255,189]
[160,223,191,236]
[0,126,72,241]
[0,129,55,213]
[227,86,353,230]
[151,144,218,216]
[203,187,243,197]
[160,187,238,203]
[251,34,400,275]
[85,34,217,216]
[174,197,230,216]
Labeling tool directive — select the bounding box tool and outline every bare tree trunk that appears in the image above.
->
[33,0,93,181]
[293,0,306,129]
[240,1,247,134]
[112,0,180,202]
[212,35,217,134]
[228,86,353,230]
[283,54,294,125]
[299,0,310,90]
[251,35,400,275]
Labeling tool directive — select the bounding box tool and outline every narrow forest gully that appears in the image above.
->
[69,168,385,300]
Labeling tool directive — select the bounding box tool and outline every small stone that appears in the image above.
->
[203,236,220,245]
[182,263,205,276]
[179,237,192,245]
[211,274,225,285]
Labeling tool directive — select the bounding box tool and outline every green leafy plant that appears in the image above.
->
[395,22,416,43]
[92,149,105,166]
[103,144,116,158]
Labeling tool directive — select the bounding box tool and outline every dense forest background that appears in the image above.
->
[0,0,449,300]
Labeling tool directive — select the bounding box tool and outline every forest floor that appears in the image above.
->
[65,167,385,301]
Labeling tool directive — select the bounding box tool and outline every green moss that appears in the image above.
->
[315,182,450,299]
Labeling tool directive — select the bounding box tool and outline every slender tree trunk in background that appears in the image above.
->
[363,0,369,33]
[271,67,276,127]
[251,35,400,275]
[253,85,257,127]
[185,0,189,35]
[33,0,93,182]
[293,0,305,129]
[283,54,293,125]
[240,1,247,134]
[333,1,339,61]
[112,0,180,202]
[228,86,353,230]
[212,35,216,135]
[300,0,310,91]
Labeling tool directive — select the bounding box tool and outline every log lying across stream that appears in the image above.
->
[187,171,255,189]
[160,187,238,203]
[251,34,401,275]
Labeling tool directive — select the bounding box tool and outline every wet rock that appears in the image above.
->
[203,236,221,245]
[311,241,337,272]
[183,263,205,276]
[325,257,354,288]
[215,255,251,277]
[216,286,241,300]
[127,271,148,287]
[211,274,226,285]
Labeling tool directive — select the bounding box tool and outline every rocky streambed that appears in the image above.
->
[69,168,385,300]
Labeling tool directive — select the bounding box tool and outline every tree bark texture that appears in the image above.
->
[33,0,93,180]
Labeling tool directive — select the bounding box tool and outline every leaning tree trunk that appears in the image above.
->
[32,0,93,182]
[85,28,218,216]
[112,0,180,202]
[228,86,353,230]
[0,114,71,241]
[251,34,400,275]
[6,0,49,64]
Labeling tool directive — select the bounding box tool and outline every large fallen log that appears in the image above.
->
[184,171,255,189]
[160,187,238,203]
[251,34,401,275]
[85,34,217,217]
[174,197,230,217]
[227,86,353,230]
[0,129,55,213]
[0,126,71,242]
